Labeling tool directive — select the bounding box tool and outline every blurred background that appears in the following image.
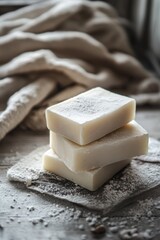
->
[0,0,159,77]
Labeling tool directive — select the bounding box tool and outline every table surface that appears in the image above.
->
[0,107,160,240]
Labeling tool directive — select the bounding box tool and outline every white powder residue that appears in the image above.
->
[7,145,48,185]
[7,138,160,213]
[128,198,154,217]
[51,88,130,123]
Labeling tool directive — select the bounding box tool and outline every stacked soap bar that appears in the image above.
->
[43,87,148,191]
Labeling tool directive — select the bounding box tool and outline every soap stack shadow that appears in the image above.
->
[43,87,148,191]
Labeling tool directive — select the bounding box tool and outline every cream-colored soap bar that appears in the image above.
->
[42,149,131,191]
[46,87,136,145]
[50,121,148,172]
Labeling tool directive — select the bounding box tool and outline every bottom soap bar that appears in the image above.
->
[42,149,131,191]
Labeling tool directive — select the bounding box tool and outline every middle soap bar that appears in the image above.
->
[46,87,135,145]
[50,121,148,172]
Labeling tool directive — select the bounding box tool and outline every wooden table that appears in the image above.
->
[0,108,160,240]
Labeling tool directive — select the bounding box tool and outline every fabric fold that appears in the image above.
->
[0,0,159,137]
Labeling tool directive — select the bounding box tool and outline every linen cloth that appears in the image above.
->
[7,138,160,212]
[0,0,159,139]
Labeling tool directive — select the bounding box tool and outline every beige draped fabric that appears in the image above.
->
[0,0,159,140]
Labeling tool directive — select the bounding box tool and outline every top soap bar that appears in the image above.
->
[46,87,136,145]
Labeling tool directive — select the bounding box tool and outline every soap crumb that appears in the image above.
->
[32,220,38,225]
[44,222,48,227]
[102,217,108,222]
[27,206,35,212]
[119,228,138,240]
[90,224,106,234]
[86,217,92,222]
[26,177,32,187]
[39,218,44,223]
[81,234,87,240]
[110,226,119,233]
[78,224,84,231]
